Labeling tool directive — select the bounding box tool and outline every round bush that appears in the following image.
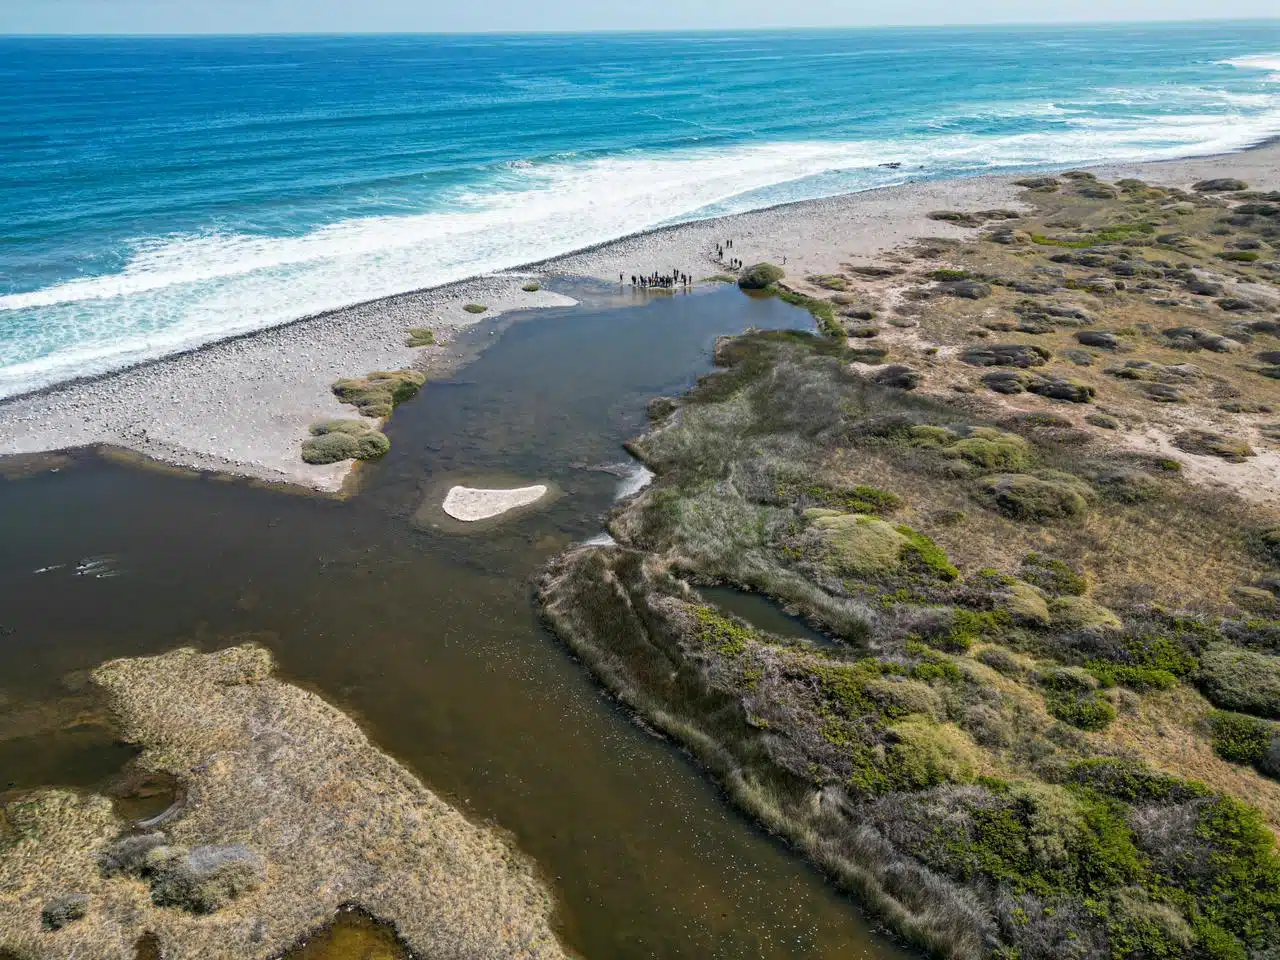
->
[738,263,785,290]
[980,473,1092,521]
[301,432,361,464]
[354,430,391,459]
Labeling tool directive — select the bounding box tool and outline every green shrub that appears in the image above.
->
[895,524,960,581]
[301,432,361,464]
[1088,662,1177,691]
[808,274,848,291]
[980,473,1093,521]
[1047,690,1118,730]
[784,482,901,514]
[406,327,436,347]
[1174,430,1255,463]
[930,268,972,281]
[463,303,487,313]
[332,369,426,418]
[1209,710,1273,765]
[691,605,755,656]
[1199,645,1280,718]
[1218,251,1259,263]
[907,424,956,447]
[1119,634,1200,677]
[1002,579,1051,625]
[521,281,542,292]
[1021,553,1087,595]
[1066,756,1207,803]
[308,419,372,437]
[810,512,909,576]
[774,289,843,338]
[929,609,1009,653]
[301,420,391,464]
[845,485,900,513]
[1039,665,1099,693]
[1050,595,1122,631]
[738,263,785,290]
[885,718,977,789]
[947,429,1033,470]
[1182,795,1280,946]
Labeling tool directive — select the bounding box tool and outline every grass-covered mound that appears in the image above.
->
[331,369,425,419]
[539,330,1280,960]
[300,420,391,465]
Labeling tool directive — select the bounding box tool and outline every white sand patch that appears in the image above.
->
[442,484,549,521]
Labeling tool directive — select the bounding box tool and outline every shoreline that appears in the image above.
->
[2,141,1278,493]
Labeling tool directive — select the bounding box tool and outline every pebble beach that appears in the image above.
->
[1,144,1278,493]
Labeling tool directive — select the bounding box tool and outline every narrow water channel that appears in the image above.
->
[0,286,910,960]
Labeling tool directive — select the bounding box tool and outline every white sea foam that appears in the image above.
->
[615,463,655,501]
[3,95,1280,397]
[1219,54,1280,74]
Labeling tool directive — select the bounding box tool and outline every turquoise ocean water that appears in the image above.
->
[2,23,1279,397]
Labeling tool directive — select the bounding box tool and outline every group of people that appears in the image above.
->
[620,269,692,289]
[614,238,744,292]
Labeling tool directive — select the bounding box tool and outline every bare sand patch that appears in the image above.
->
[443,484,550,521]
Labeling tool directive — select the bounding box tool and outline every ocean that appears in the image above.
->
[1,22,1279,398]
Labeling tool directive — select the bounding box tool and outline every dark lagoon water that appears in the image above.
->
[0,286,910,960]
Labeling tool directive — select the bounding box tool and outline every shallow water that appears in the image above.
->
[699,586,834,647]
[0,287,910,959]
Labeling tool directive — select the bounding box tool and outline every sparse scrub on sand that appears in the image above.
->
[808,273,849,291]
[539,318,1280,960]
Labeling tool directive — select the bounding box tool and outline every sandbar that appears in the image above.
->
[443,484,550,521]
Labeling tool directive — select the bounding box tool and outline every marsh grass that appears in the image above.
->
[540,324,1280,959]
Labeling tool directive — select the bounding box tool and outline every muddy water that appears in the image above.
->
[0,286,909,960]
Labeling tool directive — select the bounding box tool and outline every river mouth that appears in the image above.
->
[0,286,909,960]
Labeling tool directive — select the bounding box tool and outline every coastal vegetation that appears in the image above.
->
[300,420,391,465]
[463,303,488,314]
[540,175,1280,959]
[406,327,436,347]
[331,369,425,419]
[297,369,424,465]
[0,646,567,960]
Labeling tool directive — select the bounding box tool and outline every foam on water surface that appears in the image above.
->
[3,28,1280,397]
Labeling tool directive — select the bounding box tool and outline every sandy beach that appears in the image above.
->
[2,143,1278,493]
